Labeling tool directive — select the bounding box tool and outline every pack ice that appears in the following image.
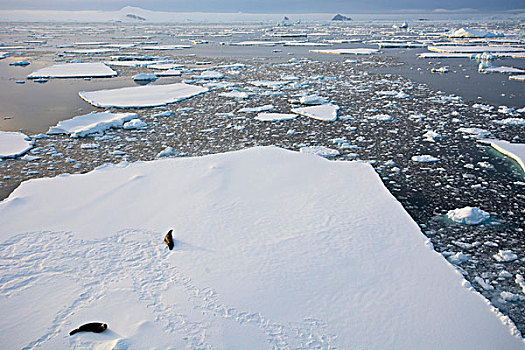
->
[79,83,208,108]
[0,147,522,349]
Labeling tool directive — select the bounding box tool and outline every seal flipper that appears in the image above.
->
[164,229,174,250]
[69,328,79,336]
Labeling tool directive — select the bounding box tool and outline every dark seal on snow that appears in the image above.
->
[69,322,107,336]
[164,229,174,250]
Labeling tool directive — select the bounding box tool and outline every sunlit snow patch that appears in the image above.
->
[291,104,339,121]
[48,111,137,137]
[28,63,117,79]
[79,83,208,108]
[0,131,33,159]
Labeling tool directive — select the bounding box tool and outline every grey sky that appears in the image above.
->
[1,0,523,12]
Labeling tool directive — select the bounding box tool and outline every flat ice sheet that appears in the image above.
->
[292,103,339,121]
[489,140,525,173]
[79,83,208,108]
[27,62,117,78]
[0,131,33,158]
[48,111,137,137]
[310,48,378,55]
[0,147,522,349]
[428,45,525,53]
[254,112,297,121]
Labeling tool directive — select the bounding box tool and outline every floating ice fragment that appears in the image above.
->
[447,252,469,264]
[157,146,176,158]
[423,130,442,142]
[299,95,328,105]
[133,73,157,82]
[28,62,117,79]
[299,146,340,158]
[238,105,274,113]
[219,90,252,99]
[9,60,30,66]
[48,111,137,137]
[516,274,525,294]
[457,127,491,139]
[367,114,392,121]
[310,48,378,55]
[411,155,440,162]
[500,292,520,302]
[447,207,490,225]
[494,118,525,126]
[292,104,339,121]
[192,71,224,80]
[123,119,147,130]
[493,250,518,262]
[255,113,297,122]
[0,131,33,159]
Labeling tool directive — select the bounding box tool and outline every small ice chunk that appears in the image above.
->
[192,71,224,80]
[255,113,297,122]
[500,292,520,302]
[493,250,518,262]
[48,111,137,137]
[299,95,328,105]
[157,146,176,158]
[300,146,340,158]
[133,73,157,82]
[447,252,469,264]
[238,105,274,113]
[411,155,440,162]
[457,127,491,139]
[219,90,252,99]
[494,118,525,126]
[292,104,339,122]
[367,114,392,121]
[152,110,173,118]
[516,274,525,294]
[123,118,147,130]
[447,207,490,225]
[474,276,494,290]
[423,130,442,142]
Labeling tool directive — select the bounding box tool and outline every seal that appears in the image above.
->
[69,322,107,336]
[164,229,174,250]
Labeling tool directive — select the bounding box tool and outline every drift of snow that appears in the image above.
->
[291,104,339,121]
[447,206,490,225]
[48,111,137,137]
[79,83,208,108]
[0,131,33,159]
[27,62,117,79]
[255,112,297,121]
[0,147,524,348]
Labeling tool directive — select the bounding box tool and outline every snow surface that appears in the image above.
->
[447,206,490,225]
[27,63,117,79]
[254,112,297,121]
[48,111,138,137]
[0,147,522,349]
[291,104,339,121]
[79,83,208,108]
[0,131,33,159]
[488,140,525,173]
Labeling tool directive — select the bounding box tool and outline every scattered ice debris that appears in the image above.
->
[486,140,525,173]
[191,71,224,80]
[133,73,157,82]
[28,62,117,79]
[494,118,525,126]
[493,250,518,263]
[0,131,33,159]
[472,103,494,112]
[9,60,30,66]
[238,105,274,113]
[474,276,494,290]
[299,145,340,158]
[219,90,252,99]
[447,252,469,264]
[367,114,392,121]
[499,270,512,278]
[457,127,491,139]
[156,146,176,158]
[446,207,490,225]
[411,155,440,163]
[481,65,525,74]
[310,48,378,55]
[123,118,147,130]
[299,95,328,105]
[254,113,297,122]
[431,67,448,73]
[47,111,137,137]
[450,28,503,38]
[291,104,339,122]
[79,83,208,108]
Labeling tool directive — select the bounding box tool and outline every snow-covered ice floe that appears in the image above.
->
[48,111,137,137]
[485,139,525,173]
[291,104,339,121]
[0,147,523,349]
[427,45,525,54]
[299,145,340,158]
[412,155,440,163]
[447,206,490,225]
[79,83,208,108]
[450,27,503,38]
[254,112,297,121]
[310,48,379,55]
[0,131,33,158]
[27,62,117,79]
[509,75,525,82]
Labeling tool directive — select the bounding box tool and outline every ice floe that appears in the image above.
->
[494,118,525,126]
[299,94,328,105]
[299,145,340,158]
[0,131,33,159]
[254,112,297,122]
[0,147,523,349]
[428,45,525,54]
[412,155,440,162]
[27,62,117,79]
[291,104,339,121]
[493,250,518,263]
[238,105,274,113]
[79,83,208,108]
[486,140,525,173]
[123,118,147,130]
[450,28,503,38]
[133,73,157,82]
[310,48,378,55]
[447,207,490,225]
[47,111,137,137]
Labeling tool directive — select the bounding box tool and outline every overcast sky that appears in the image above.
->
[1,0,523,12]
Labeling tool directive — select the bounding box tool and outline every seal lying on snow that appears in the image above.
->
[164,229,174,250]
[69,322,107,336]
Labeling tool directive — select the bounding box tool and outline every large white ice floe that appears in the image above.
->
[310,48,378,55]
[79,83,208,108]
[486,139,525,173]
[255,112,297,121]
[0,147,523,349]
[47,111,137,137]
[27,62,117,79]
[0,131,33,158]
[447,206,491,225]
[450,27,503,38]
[291,103,339,121]
[427,45,525,54]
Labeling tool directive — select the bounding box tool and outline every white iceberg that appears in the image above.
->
[48,111,137,137]
[79,83,208,108]
[0,131,33,159]
[0,147,523,349]
[254,112,297,121]
[28,63,117,79]
[447,207,490,225]
[292,104,339,121]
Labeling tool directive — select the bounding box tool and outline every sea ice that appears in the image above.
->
[191,71,224,80]
[27,62,117,79]
[412,155,440,162]
[133,73,157,81]
[299,95,328,105]
[447,206,490,225]
[493,250,518,263]
[299,145,340,158]
[0,131,33,159]
[494,118,525,126]
[123,118,147,130]
[310,48,379,55]
[487,140,525,173]
[450,28,502,38]
[47,111,137,137]
[238,105,274,113]
[79,83,208,108]
[291,104,339,121]
[254,112,297,122]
